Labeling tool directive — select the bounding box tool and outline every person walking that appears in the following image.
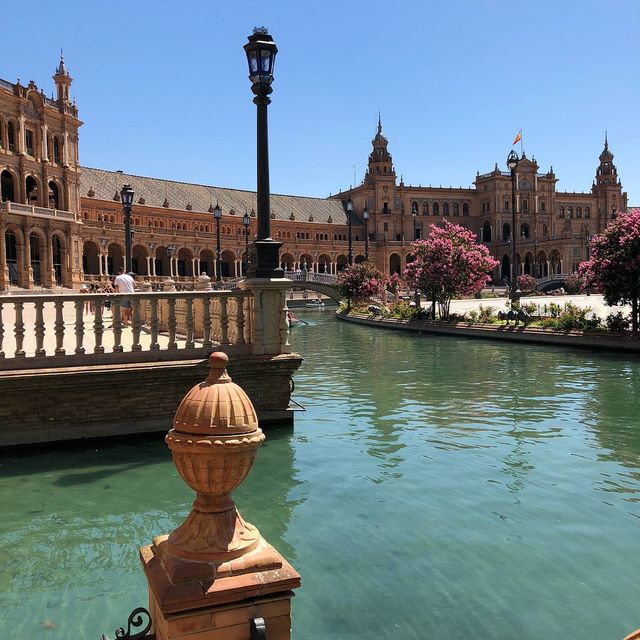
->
[113,268,136,327]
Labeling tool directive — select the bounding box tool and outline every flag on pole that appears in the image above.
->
[513,129,522,145]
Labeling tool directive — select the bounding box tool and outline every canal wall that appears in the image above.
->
[338,312,640,353]
[0,353,302,447]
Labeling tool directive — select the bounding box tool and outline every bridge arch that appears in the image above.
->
[389,253,401,275]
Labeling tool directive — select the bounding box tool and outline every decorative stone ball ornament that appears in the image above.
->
[165,351,265,563]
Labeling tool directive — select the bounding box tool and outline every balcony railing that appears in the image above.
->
[0,201,76,221]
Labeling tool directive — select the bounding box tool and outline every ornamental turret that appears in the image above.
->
[365,114,395,182]
[53,51,72,104]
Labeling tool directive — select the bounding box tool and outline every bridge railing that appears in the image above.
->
[536,273,570,287]
[0,289,256,370]
[285,271,338,285]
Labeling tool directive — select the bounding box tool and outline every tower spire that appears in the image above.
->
[604,130,608,150]
[377,111,382,135]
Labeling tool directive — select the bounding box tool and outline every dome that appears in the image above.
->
[172,352,258,436]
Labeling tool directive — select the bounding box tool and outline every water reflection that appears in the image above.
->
[3,313,640,640]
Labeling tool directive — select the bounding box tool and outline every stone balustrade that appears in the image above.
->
[0,279,291,370]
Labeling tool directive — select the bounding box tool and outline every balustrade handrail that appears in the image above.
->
[0,289,254,370]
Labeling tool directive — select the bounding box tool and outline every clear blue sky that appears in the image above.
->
[3,1,639,203]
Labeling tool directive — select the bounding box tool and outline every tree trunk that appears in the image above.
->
[432,293,436,320]
[633,295,638,332]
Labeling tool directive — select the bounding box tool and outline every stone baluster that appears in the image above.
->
[131,299,142,352]
[93,299,105,354]
[34,300,46,356]
[235,294,246,345]
[54,299,65,355]
[167,298,177,349]
[220,295,229,346]
[202,296,212,349]
[14,301,25,357]
[0,301,4,358]
[74,298,85,355]
[185,297,194,349]
[149,298,160,351]
[112,302,123,353]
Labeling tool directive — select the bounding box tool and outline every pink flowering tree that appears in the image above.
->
[404,220,499,319]
[337,263,386,309]
[579,210,640,331]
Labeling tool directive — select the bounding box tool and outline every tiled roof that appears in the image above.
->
[80,167,347,225]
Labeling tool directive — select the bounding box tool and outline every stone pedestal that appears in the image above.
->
[239,278,292,355]
[140,352,300,639]
[141,537,299,640]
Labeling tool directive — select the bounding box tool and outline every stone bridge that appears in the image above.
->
[284,271,341,302]
[536,273,572,292]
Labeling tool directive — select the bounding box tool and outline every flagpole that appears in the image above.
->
[520,129,524,157]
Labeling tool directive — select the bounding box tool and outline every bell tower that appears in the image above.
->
[592,134,627,230]
[53,51,72,104]
[365,115,395,181]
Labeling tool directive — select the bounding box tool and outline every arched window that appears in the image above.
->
[53,137,61,164]
[463,203,469,216]
[585,206,591,219]
[559,206,565,218]
[543,224,548,236]
[453,202,459,216]
[567,206,573,218]
[502,223,511,241]
[412,201,419,214]
[482,221,491,242]
[432,202,439,216]
[443,202,450,216]
[422,202,428,215]
[521,224,530,238]
[576,206,582,218]
[504,199,509,211]
[522,199,528,213]
[7,121,16,152]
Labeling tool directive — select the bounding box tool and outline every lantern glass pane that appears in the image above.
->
[248,51,258,73]
[260,49,271,73]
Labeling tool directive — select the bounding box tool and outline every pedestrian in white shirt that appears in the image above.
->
[113,268,136,326]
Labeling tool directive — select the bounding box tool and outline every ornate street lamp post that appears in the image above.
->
[213,202,222,281]
[242,210,250,276]
[120,184,134,273]
[346,197,353,266]
[363,204,369,261]
[244,27,282,278]
[506,150,520,300]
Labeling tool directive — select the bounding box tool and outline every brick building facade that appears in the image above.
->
[0,58,629,291]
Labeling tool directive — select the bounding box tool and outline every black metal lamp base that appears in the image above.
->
[251,239,284,279]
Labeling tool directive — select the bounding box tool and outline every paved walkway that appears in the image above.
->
[448,293,627,317]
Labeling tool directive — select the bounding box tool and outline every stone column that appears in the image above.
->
[0,227,8,289]
[140,353,300,640]
[239,278,293,356]
[98,253,104,276]
[146,256,151,276]
[42,124,49,162]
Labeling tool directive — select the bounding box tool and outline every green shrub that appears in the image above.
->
[522,302,538,315]
[478,305,497,323]
[606,311,631,331]
[466,310,479,325]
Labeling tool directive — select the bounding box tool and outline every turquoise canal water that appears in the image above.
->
[2,312,640,639]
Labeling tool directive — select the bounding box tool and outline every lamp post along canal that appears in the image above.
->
[346,197,353,265]
[507,150,520,301]
[363,204,369,261]
[244,27,282,278]
[120,184,134,273]
[243,210,250,276]
[213,202,222,281]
